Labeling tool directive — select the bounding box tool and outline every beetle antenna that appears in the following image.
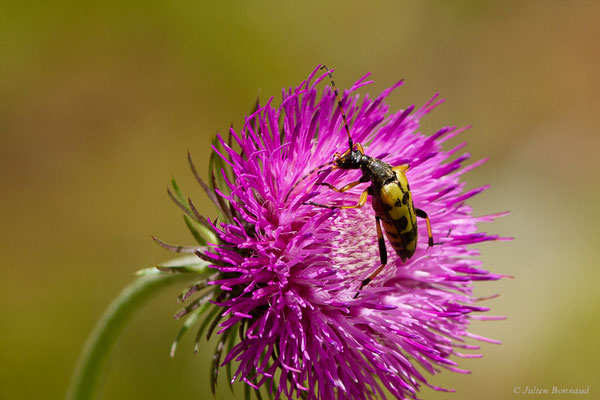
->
[284,160,335,202]
[320,65,353,151]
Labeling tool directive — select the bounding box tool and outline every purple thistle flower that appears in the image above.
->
[163,66,509,400]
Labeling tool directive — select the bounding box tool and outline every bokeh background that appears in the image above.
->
[2,1,599,399]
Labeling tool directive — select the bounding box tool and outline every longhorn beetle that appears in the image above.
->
[286,65,434,298]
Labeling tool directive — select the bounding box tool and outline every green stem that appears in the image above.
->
[66,272,199,400]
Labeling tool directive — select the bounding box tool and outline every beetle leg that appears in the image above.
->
[304,187,368,210]
[392,164,410,173]
[341,188,368,209]
[315,179,362,193]
[415,208,434,247]
[354,217,388,298]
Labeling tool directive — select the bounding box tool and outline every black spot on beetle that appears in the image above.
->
[401,230,417,244]
[395,215,408,231]
[402,191,410,205]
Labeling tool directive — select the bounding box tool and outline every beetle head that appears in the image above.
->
[334,144,364,170]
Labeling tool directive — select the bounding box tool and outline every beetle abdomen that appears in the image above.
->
[373,175,418,262]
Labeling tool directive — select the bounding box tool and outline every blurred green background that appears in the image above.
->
[2,1,599,399]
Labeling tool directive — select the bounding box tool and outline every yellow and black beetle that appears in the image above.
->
[286,65,434,297]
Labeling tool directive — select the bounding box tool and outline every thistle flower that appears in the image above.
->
[161,66,508,400]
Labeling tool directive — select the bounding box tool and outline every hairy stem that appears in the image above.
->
[66,271,201,400]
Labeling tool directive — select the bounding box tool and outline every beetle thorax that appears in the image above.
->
[360,156,395,187]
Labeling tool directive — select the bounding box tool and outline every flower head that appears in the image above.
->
[162,66,508,400]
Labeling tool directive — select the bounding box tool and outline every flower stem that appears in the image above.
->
[66,271,200,400]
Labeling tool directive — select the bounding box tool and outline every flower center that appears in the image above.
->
[329,207,386,281]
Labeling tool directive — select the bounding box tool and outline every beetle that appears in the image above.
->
[286,65,434,297]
